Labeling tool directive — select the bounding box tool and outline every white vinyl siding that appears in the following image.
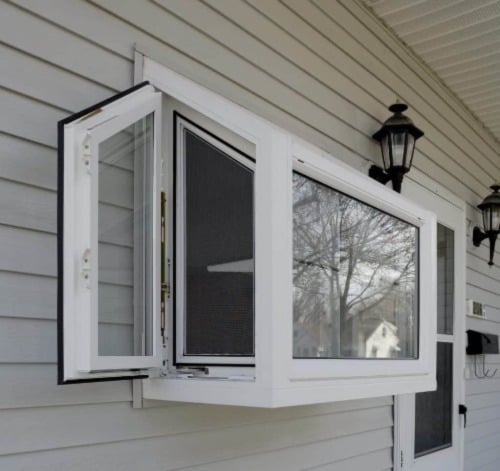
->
[0,0,498,469]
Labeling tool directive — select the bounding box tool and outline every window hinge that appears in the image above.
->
[81,134,91,173]
[81,248,91,289]
[400,450,404,468]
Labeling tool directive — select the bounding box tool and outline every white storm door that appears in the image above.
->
[396,185,465,471]
[59,83,163,382]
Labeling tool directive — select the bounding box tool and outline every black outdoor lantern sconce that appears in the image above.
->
[473,183,500,266]
[369,101,424,193]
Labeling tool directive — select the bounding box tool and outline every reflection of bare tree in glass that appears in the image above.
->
[293,173,416,359]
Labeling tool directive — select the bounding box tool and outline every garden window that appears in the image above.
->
[58,58,436,406]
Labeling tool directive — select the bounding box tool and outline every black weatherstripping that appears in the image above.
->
[57,81,151,385]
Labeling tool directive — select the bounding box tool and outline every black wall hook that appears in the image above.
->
[467,330,499,379]
[473,354,498,379]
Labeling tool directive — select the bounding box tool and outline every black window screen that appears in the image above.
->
[414,342,453,456]
[181,125,254,357]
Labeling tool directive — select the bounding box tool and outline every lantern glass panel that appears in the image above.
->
[481,206,500,233]
[492,206,500,232]
[406,134,416,168]
[380,134,390,170]
[481,208,489,232]
[390,130,407,168]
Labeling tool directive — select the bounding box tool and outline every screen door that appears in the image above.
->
[395,186,465,471]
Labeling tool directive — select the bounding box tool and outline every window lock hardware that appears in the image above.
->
[81,134,91,172]
[81,248,91,289]
[161,282,171,297]
[459,404,468,428]
[176,367,209,377]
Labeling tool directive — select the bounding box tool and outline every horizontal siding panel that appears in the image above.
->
[0,272,55,320]
[0,88,66,147]
[467,404,500,427]
[0,133,56,190]
[0,179,56,233]
[467,377,500,395]
[178,428,392,471]
[0,42,113,112]
[0,402,391,466]
[0,226,55,277]
[466,431,500,460]
[306,448,392,471]
[466,418,500,444]
[465,445,500,471]
[0,317,55,363]
[14,0,151,60]
[0,1,131,90]
[467,250,500,282]
[467,268,500,300]
[0,364,131,409]
[467,392,500,411]
[0,403,392,460]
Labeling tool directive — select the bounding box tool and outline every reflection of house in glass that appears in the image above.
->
[365,320,400,358]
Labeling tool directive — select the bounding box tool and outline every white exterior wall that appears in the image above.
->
[0,0,498,470]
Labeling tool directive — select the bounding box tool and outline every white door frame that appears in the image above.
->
[394,179,466,471]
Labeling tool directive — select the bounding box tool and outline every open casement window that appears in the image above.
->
[58,57,437,406]
[58,83,163,382]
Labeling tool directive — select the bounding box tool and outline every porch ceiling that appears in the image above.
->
[362,0,500,143]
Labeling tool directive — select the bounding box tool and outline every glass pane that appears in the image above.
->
[293,172,418,359]
[183,128,254,356]
[390,130,406,167]
[493,207,500,232]
[98,113,154,356]
[415,342,453,457]
[437,224,454,335]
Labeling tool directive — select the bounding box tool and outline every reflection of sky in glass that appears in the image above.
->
[292,172,417,359]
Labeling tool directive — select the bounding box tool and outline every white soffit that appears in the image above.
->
[362,0,500,142]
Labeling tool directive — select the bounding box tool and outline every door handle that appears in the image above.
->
[459,404,467,428]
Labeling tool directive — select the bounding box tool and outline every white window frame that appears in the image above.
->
[61,85,163,382]
[283,141,436,382]
[140,57,437,406]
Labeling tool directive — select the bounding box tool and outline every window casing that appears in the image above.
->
[59,57,437,406]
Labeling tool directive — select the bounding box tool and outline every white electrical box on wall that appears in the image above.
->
[467,299,485,319]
